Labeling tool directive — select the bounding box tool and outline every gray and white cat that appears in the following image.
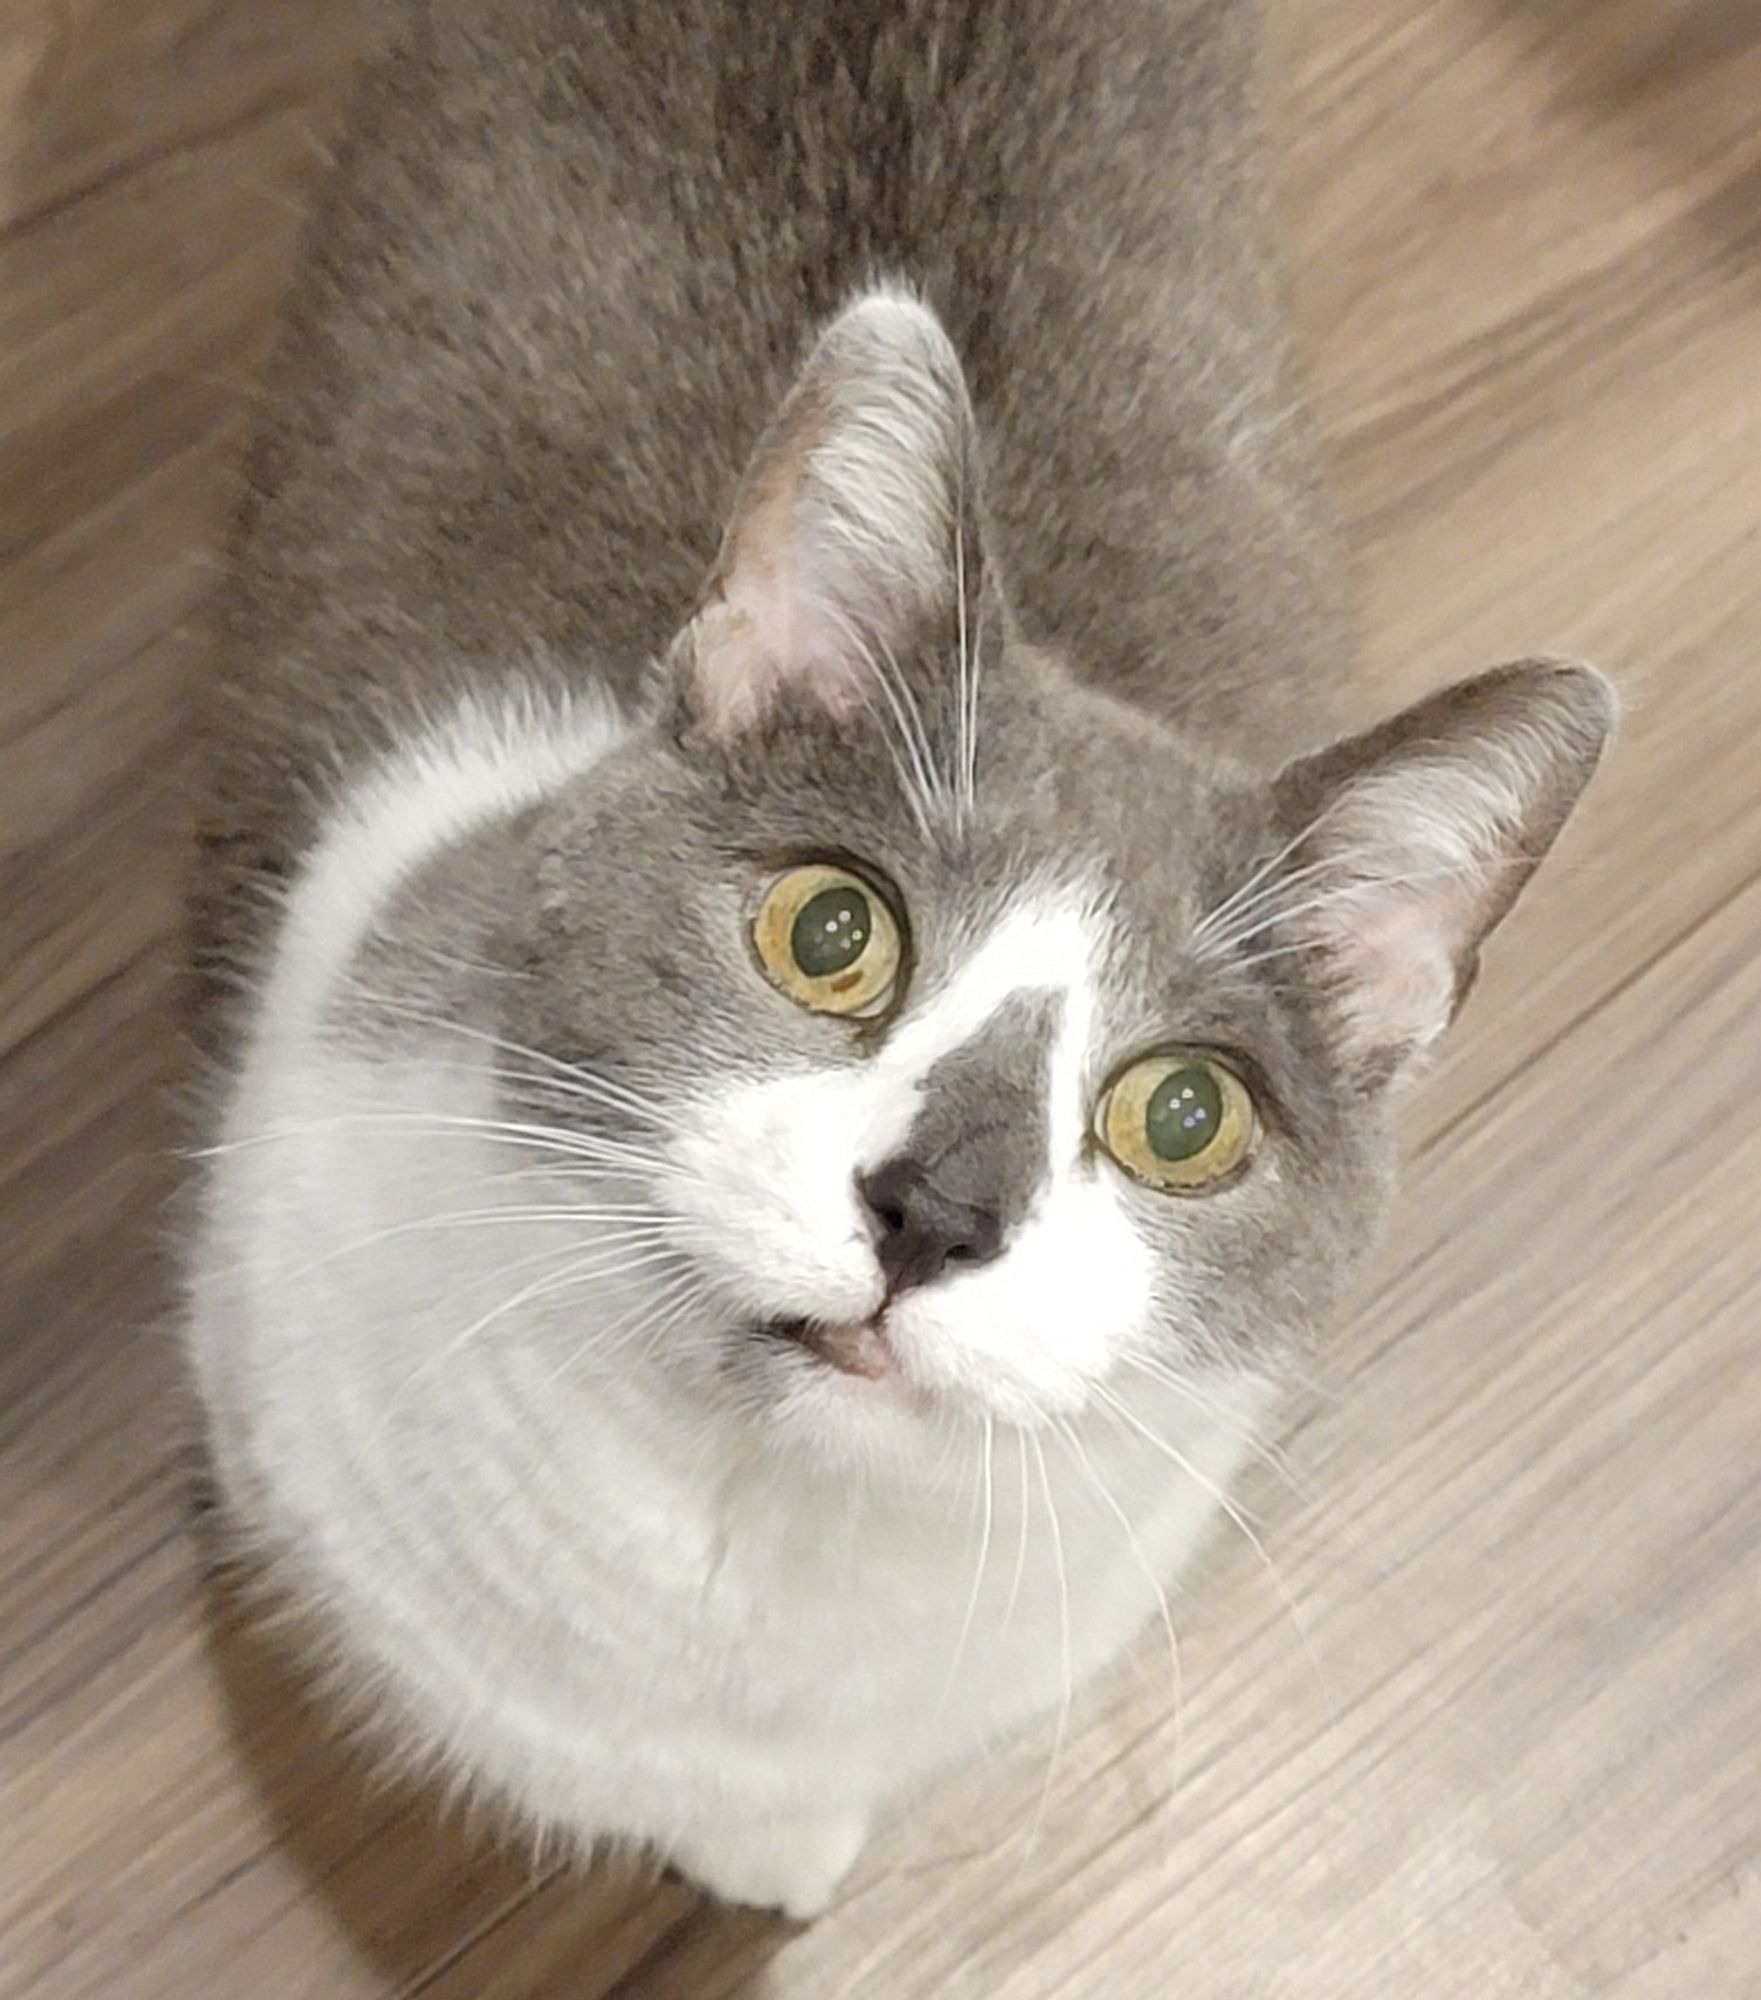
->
[184,0,1613,1918]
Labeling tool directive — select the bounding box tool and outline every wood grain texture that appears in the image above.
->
[5,2,1760,1995]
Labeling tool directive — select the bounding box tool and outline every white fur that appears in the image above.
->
[674,897,1157,1429]
[189,697,1275,1919]
[268,687,627,1026]
[800,292,963,606]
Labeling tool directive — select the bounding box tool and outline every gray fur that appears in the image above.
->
[195,0,1613,1367]
[182,0,1617,1908]
[191,0,1339,1028]
[873,991,1062,1271]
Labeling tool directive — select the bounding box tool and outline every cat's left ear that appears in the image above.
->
[1267,659,1616,1087]
[673,290,991,740]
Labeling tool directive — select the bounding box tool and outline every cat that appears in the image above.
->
[183,0,1613,1919]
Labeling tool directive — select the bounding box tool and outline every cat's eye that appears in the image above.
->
[1096,1053,1257,1193]
[751,863,903,1017]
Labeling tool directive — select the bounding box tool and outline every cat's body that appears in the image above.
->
[192,0,1330,990]
[186,0,1610,1917]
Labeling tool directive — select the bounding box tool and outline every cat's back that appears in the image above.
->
[194,0,1338,1017]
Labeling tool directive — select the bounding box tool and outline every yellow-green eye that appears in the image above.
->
[1098,1053,1257,1192]
[752,864,903,1017]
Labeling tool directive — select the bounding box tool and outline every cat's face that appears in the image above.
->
[490,664,1380,1458]
[380,291,1609,1464]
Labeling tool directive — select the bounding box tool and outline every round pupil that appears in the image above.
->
[790,884,873,979]
[1145,1065,1225,1163]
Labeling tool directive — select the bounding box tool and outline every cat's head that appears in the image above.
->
[388,292,1612,1462]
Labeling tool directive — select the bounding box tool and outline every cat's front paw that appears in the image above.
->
[668,1809,869,1921]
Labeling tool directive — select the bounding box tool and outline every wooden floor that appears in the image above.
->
[6,2,1761,1994]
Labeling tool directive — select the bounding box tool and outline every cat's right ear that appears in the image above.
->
[670,290,990,742]
[1266,659,1616,1088]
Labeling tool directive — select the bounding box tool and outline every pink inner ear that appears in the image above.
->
[1270,659,1614,1079]
[1327,889,1463,1060]
[693,507,876,736]
[682,292,972,741]
[690,487,909,741]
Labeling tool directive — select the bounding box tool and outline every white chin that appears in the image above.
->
[739,1337,954,1462]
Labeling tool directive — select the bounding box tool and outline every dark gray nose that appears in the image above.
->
[858,1157,1006,1295]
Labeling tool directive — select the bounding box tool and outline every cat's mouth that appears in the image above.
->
[756,1313,896,1381]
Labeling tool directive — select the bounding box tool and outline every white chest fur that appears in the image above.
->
[185,695,1271,1916]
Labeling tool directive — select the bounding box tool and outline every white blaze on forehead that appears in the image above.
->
[875,892,1156,1419]
[879,897,1105,1131]
[1044,924,1099,1177]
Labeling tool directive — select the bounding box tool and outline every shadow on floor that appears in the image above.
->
[201,1565,803,1998]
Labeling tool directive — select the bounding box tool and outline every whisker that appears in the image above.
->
[937,1415,996,1720]
[408,1059,678,1136]
[1053,1414,1187,1809]
[541,1265,705,1386]
[192,1109,692,1184]
[967,578,987,828]
[1193,850,1361,953]
[1022,1430,1073,1861]
[1204,854,1536,959]
[397,1267,709,1554]
[867,615,945,832]
[1120,1359,1398,1589]
[624,1282,711,1369]
[953,509,982,832]
[338,986,674,1131]
[1214,938,1328,975]
[1192,798,1344,948]
[272,1208,673,1287]
[362,1239,686,1457]
[1003,1422,1033,1633]
[1093,1382,1338,1736]
[818,598,941,837]
[1115,1355,1314,1505]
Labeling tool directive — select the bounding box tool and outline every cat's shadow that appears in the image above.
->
[201,1558,800,1998]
